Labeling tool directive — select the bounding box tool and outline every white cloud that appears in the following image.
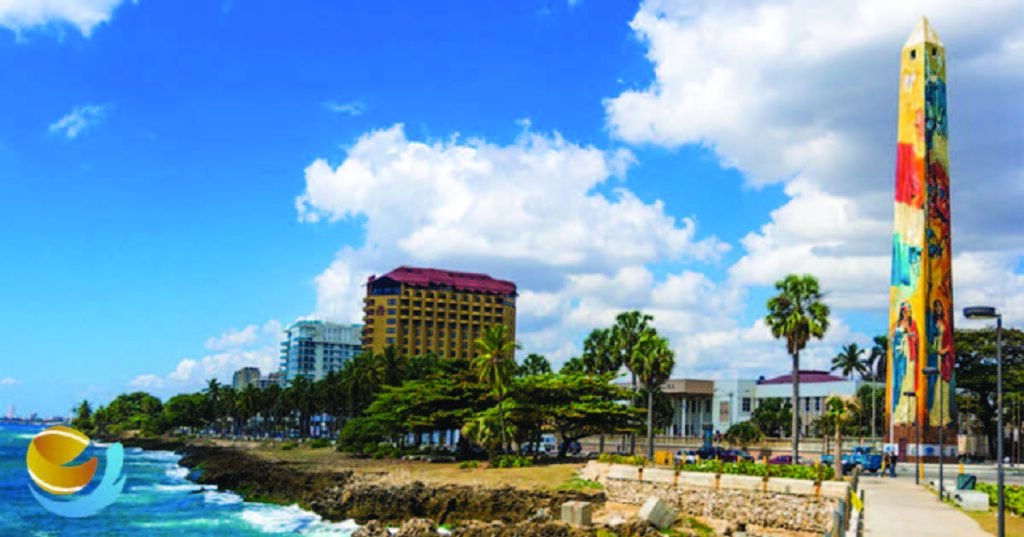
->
[132,319,282,396]
[204,320,282,351]
[297,123,734,374]
[49,104,108,139]
[324,100,367,116]
[0,0,132,37]
[607,0,1024,317]
[0,377,20,386]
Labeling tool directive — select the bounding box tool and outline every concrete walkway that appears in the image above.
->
[860,478,989,536]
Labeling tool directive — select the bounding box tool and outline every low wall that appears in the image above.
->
[585,462,844,534]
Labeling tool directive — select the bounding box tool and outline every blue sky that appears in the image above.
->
[1,1,1021,416]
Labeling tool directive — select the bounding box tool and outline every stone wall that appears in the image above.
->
[604,480,835,534]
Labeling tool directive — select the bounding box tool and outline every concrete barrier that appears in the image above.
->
[953,491,990,512]
[561,501,593,525]
[592,461,849,500]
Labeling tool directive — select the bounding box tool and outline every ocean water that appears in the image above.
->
[0,423,358,536]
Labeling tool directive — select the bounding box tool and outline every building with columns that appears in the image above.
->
[657,371,876,437]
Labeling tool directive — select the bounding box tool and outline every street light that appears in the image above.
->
[904,390,920,485]
[923,366,943,500]
[964,305,1004,537]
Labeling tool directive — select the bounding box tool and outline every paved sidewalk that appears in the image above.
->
[860,478,989,536]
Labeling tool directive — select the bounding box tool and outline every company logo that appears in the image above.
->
[26,426,126,517]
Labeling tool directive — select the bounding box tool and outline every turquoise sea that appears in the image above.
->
[0,423,358,536]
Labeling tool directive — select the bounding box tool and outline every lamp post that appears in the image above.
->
[904,390,919,484]
[964,306,1003,537]
[924,366,943,500]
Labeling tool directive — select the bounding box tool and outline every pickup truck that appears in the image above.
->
[821,446,884,474]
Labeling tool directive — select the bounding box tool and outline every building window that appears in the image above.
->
[386,328,396,334]
[815,397,821,412]
[387,308,396,315]
[387,298,397,305]
[387,318,396,325]
[742,397,751,412]
[804,398,810,412]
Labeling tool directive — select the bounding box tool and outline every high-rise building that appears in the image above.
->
[258,372,284,389]
[362,266,517,359]
[279,320,362,382]
[232,367,261,390]
[886,17,956,461]
[6,404,14,420]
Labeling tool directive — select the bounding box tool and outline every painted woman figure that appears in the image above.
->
[892,302,920,421]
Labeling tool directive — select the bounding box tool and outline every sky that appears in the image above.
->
[0,0,1021,417]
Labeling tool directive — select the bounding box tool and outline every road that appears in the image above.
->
[862,461,1024,486]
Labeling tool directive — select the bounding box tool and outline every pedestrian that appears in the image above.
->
[890,451,898,478]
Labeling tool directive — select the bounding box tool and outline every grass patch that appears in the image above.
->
[280,442,297,451]
[685,516,714,537]
[558,477,604,491]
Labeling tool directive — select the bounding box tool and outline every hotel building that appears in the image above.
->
[231,367,261,390]
[362,266,517,359]
[279,320,362,382]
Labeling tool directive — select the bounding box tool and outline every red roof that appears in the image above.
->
[760,370,847,385]
[368,266,516,295]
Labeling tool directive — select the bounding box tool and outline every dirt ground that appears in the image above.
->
[207,439,585,490]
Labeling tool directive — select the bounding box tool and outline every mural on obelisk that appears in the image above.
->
[886,17,956,458]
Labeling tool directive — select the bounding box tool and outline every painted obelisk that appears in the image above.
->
[886,17,956,461]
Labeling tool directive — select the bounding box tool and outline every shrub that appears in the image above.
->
[490,455,534,469]
[977,482,1024,516]
[598,453,646,466]
[310,438,332,449]
[281,442,296,451]
[672,460,833,481]
[337,417,385,454]
[458,461,479,470]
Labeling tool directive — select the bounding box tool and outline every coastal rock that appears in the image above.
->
[396,518,437,537]
[352,520,391,537]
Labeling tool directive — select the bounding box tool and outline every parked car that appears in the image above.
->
[821,446,883,474]
[695,446,740,462]
[725,449,755,462]
[674,449,698,464]
[767,454,815,466]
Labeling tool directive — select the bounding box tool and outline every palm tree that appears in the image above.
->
[825,395,857,480]
[612,311,654,454]
[518,353,552,376]
[473,324,520,454]
[581,327,621,453]
[238,385,260,437]
[831,343,866,380]
[764,274,830,462]
[374,344,406,387]
[867,335,888,382]
[633,331,675,460]
[205,378,222,434]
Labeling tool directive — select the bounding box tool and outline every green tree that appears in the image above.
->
[612,311,655,454]
[205,378,222,434]
[831,343,866,380]
[955,327,1024,457]
[559,356,586,376]
[724,421,764,451]
[581,327,621,454]
[518,353,553,377]
[502,373,641,459]
[764,274,830,461]
[473,324,520,454]
[375,344,406,388]
[751,398,792,438]
[825,395,857,480]
[164,392,207,433]
[633,331,674,460]
[71,400,93,434]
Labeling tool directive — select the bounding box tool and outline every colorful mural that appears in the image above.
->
[886,18,956,448]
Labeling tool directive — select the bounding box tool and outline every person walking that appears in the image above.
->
[890,451,899,478]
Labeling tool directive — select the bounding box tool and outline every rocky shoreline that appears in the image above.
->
[120,439,674,536]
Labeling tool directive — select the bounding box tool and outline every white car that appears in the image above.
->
[674,449,698,464]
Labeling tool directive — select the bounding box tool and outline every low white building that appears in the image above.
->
[660,370,878,437]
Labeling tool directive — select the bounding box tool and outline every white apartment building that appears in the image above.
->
[280,320,362,382]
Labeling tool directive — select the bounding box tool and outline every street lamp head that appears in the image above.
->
[964,306,999,319]
[922,366,940,377]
